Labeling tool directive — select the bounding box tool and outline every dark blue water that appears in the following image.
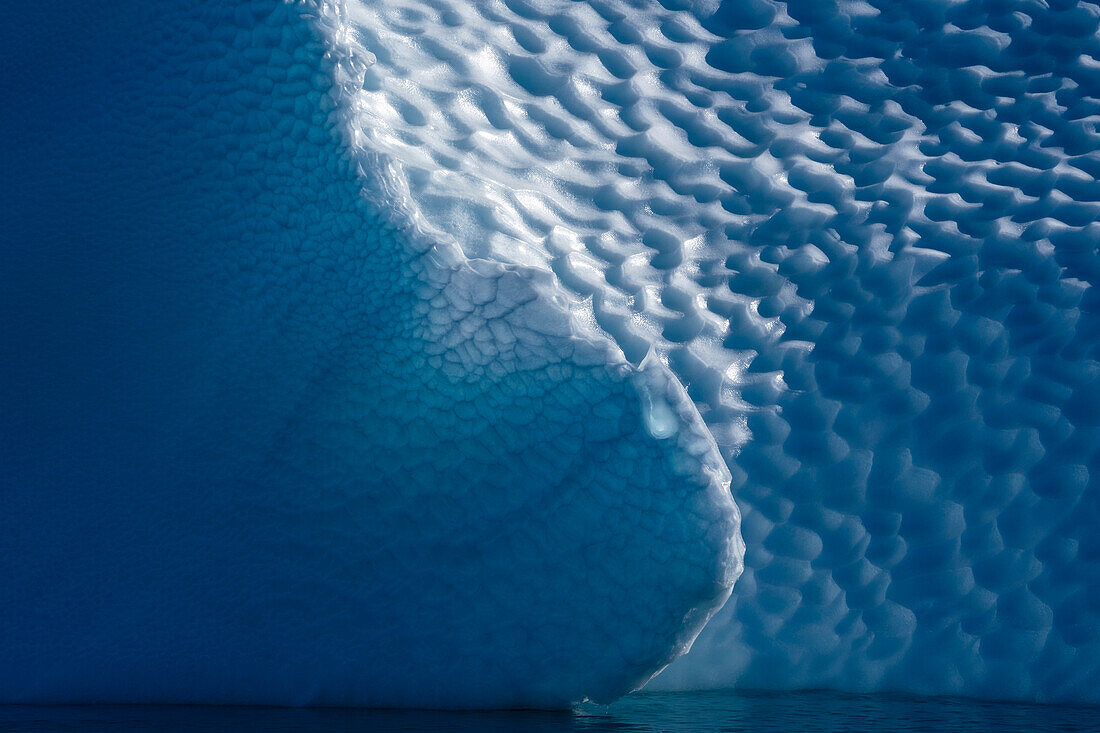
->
[1,691,1096,732]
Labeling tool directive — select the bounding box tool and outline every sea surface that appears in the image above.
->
[1,690,1096,732]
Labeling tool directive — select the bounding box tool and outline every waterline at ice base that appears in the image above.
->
[3,0,1100,710]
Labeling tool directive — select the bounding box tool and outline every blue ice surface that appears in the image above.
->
[320,0,1100,703]
[0,0,739,710]
[5,0,1100,712]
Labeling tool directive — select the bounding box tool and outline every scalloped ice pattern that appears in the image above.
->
[315,0,1100,703]
[0,0,741,708]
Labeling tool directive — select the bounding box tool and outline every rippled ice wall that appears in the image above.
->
[318,0,1100,703]
[3,0,1100,708]
[1,0,739,708]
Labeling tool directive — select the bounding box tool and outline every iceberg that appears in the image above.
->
[3,0,1100,708]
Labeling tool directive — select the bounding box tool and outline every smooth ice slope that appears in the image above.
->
[0,0,741,708]
[320,0,1100,703]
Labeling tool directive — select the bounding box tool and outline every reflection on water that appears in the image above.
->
[1,690,1097,732]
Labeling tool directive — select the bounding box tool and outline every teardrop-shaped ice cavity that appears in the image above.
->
[0,0,741,709]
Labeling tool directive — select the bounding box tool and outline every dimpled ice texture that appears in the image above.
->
[4,0,1100,708]
[319,0,1100,704]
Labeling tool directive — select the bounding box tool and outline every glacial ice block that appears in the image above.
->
[319,0,1100,704]
[0,0,741,708]
[9,0,1100,708]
